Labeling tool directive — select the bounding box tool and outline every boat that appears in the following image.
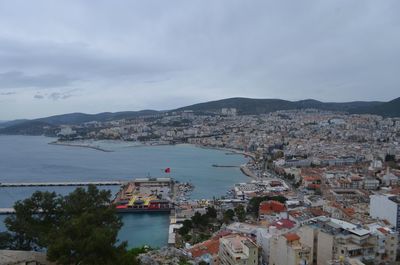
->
[115,199,171,213]
[113,177,174,213]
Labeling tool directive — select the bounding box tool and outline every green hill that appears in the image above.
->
[350,97,400,117]
[176,97,383,115]
[1,97,398,136]
[0,120,57,135]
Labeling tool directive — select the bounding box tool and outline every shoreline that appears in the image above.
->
[240,164,259,180]
[194,144,256,161]
[48,140,254,158]
[48,139,258,180]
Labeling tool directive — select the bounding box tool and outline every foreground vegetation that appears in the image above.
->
[0,185,146,265]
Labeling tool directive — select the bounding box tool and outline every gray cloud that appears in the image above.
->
[33,94,44,99]
[33,89,80,101]
[0,0,399,119]
[0,38,177,83]
[0,91,16,96]
[0,71,76,89]
[48,92,73,101]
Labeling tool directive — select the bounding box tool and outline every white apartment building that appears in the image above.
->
[370,194,400,231]
[269,233,311,265]
[219,235,258,265]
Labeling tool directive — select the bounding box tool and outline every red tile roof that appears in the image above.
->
[284,233,300,242]
[270,219,295,230]
[188,232,232,258]
[259,200,286,215]
[377,227,389,235]
[309,208,327,217]
[303,176,321,182]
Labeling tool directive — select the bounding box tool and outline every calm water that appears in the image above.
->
[0,135,248,247]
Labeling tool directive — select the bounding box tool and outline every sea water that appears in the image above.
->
[0,135,248,247]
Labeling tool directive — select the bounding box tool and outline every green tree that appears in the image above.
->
[178,219,193,235]
[5,185,132,265]
[234,205,246,222]
[206,206,217,219]
[46,186,125,265]
[0,232,13,249]
[5,191,62,250]
[191,212,208,227]
[271,195,287,204]
[247,195,287,215]
[223,209,235,223]
[247,196,266,214]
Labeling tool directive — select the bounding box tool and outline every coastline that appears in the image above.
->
[240,164,259,180]
[48,139,258,181]
[194,144,256,161]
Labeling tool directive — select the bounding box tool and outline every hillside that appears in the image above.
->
[0,120,57,135]
[34,110,160,125]
[0,97,398,136]
[350,97,400,117]
[0,119,29,129]
[176,98,383,115]
[0,110,159,135]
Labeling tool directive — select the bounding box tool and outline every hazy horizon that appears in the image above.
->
[0,1,399,119]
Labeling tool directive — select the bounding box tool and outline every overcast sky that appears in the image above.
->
[0,0,399,120]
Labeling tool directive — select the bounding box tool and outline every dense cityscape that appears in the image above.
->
[3,107,399,265]
[121,108,400,265]
[1,0,400,264]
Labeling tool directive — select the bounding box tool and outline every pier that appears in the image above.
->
[0,181,124,187]
[0,208,16,214]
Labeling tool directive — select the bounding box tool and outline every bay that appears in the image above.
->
[0,135,248,247]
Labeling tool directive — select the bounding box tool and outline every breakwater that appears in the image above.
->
[49,141,113,152]
[0,181,123,187]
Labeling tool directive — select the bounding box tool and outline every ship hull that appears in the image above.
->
[116,207,171,213]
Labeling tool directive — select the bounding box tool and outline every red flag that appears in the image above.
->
[164,167,171,173]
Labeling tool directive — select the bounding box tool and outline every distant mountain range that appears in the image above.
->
[177,98,386,115]
[0,110,159,135]
[0,119,29,129]
[0,97,399,135]
[178,97,400,117]
[347,97,400,117]
[34,110,159,125]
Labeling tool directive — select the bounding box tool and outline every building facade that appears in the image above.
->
[370,194,400,231]
[219,235,258,265]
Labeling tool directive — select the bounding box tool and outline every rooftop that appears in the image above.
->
[284,233,300,242]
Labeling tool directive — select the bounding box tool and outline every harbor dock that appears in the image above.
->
[0,181,123,187]
[0,208,15,215]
